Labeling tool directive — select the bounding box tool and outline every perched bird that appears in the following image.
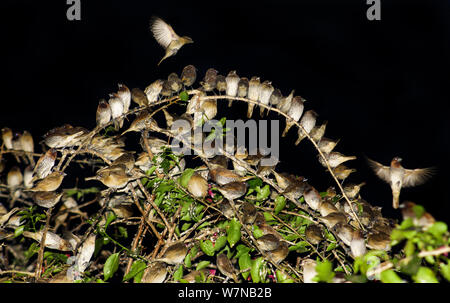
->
[131,88,149,107]
[350,230,367,258]
[267,242,289,264]
[167,73,183,93]
[23,166,34,189]
[246,76,261,118]
[144,79,164,104]
[117,83,131,113]
[332,164,356,181]
[7,166,23,188]
[257,234,280,251]
[302,259,317,283]
[305,224,325,245]
[23,230,72,251]
[367,232,391,251]
[42,125,87,149]
[237,77,249,100]
[182,269,210,283]
[150,17,193,66]
[276,90,294,114]
[343,182,366,199]
[318,137,339,154]
[269,88,282,107]
[187,173,208,199]
[156,242,188,265]
[96,99,112,127]
[141,262,167,283]
[400,201,435,228]
[32,191,64,208]
[319,212,348,229]
[272,171,296,190]
[295,110,317,146]
[240,201,257,224]
[225,70,240,107]
[319,152,356,169]
[85,164,130,189]
[282,96,305,137]
[209,167,242,186]
[11,132,22,151]
[120,110,160,136]
[217,181,247,202]
[1,127,13,149]
[216,253,238,282]
[258,81,274,116]
[110,153,135,173]
[309,121,328,143]
[318,201,339,217]
[219,200,235,219]
[201,68,218,92]
[181,65,197,87]
[208,155,228,170]
[367,157,434,209]
[186,90,205,115]
[333,222,354,246]
[30,171,66,192]
[108,93,124,130]
[199,99,217,121]
[20,131,35,165]
[303,186,322,211]
[216,75,227,93]
[282,176,309,201]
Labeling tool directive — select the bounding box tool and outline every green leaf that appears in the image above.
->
[252,225,264,239]
[276,270,294,283]
[288,241,309,253]
[251,257,264,283]
[274,195,286,215]
[14,225,24,238]
[239,252,252,280]
[380,270,404,283]
[123,260,147,282]
[214,235,227,252]
[173,265,183,282]
[400,255,421,276]
[413,267,438,283]
[404,240,416,257]
[400,218,413,229]
[200,240,215,256]
[427,222,448,238]
[184,253,192,268]
[439,262,450,282]
[412,205,425,219]
[103,253,120,281]
[234,244,252,259]
[256,185,270,201]
[326,242,337,252]
[314,259,335,283]
[105,212,117,229]
[196,261,210,271]
[247,178,263,189]
[179,91,189,101]
[227,219,242,248]
[263,212,275,222]
[179,168,195,188]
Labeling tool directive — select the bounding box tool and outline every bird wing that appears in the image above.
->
[402,167,435,187]
[150,17,179,48]
[367,158,391,183]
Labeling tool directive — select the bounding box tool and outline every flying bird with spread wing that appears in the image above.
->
[367,156,435,209]
[150,16,193,66]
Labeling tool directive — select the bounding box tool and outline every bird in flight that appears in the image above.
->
[150,16,193,66]
[367,156,435,209]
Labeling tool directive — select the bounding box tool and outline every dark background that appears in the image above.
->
[1,0,449,222]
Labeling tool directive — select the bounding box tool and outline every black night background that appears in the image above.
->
[2,0,449,224]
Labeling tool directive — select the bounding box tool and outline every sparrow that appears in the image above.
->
[272,171,296,190]
[333,222,354,246]
[332,164,356,181]
[319,212,348,229]
[120,110,160,136]
[399,201,435,228]
[237,77,249,99]
[186,90,205,115]
[343,182,366,199]
[182,269,210,283]
[305,224,325,245]
[117,83,131,114]
[310,121,328,143]
[42,125,87,149]
[181,65,197,87]
[144,79,164,104]
[216,253,239,282]
[256,162,276,178]
[282,96,305,137]
[140,135,174,155]
[246,76,261,118]
[283,176,309,201]
[131,88,149,107]
[216,75,227,93]
[317,137,340,154]
[269,88,282,107]
[23,165,34,189]
[303,186,322,211]
[150,16,193,66]
[225,71,240,106]
[141,262,167,283]
[209,167,243,186]
[367,157,434,209]
[350,230,366,257]
[232,147,249,176]
[108,93,125,130]
[160,80,174,98]
[295,110,317,146]
[301,259,317,283]
[23,230,72,251]
[318,201,339,217]
[258,80,274,116]
[110,152,135,173]
[11,132,22,151]
[162,109,193,134]
[217,181,247,202]
[167,72,183,93]
[187,173,208,198]
[276,90,294,114]
[267,241,289,264]
[20,130,35,165]
[156,242,188,265]
[1,127,13,149]
[366,231,391,251]
[7,166,23,188]
[30,171,66,192]
[96,99,112,127]
[240,201,257,224]
[208,155,228,170]
[200,70,219,94]
[257,234,280,251]
[318,152,356,169]
[85,164,130,189]
[135,152,153,172]
[32,191,64,208]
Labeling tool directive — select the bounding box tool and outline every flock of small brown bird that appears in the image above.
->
[0,15,436,283]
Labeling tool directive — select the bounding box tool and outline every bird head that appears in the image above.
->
[393,156,402,163]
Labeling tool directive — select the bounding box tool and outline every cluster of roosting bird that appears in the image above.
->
[0,65,436,283]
